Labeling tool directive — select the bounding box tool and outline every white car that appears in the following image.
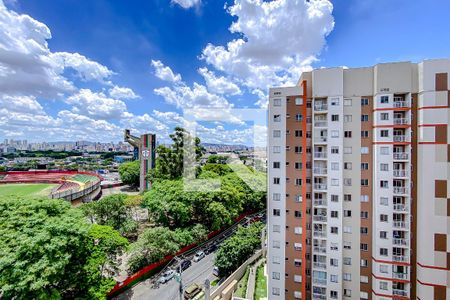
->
[158,269,175,284]
[193,250,205,262]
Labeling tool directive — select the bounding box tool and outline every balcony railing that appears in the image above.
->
[393,272,409,280]
[393,170,408,177]
[393,238,408,246]
[394,203,408,212]
[313,262,327,269]
[313,167,328,175]
[394,187,408,195]
[313,215,327,222]
[314,136,328,143]
[393,101,408,108]
[313,278,327,285]
[314,121,328,127]
[393,221,408,229]
[313,231,327,238]
[314,183,327,191]
[393,255,408,262]
[312,294,327,300]
[393,135,407,142]
[314,103,328,111]
[314,152,327,159]
[313,246,327,253]
[393,289,408,296]
[393,152,409,160]
[394,118,408,125]
[314,199,327,206]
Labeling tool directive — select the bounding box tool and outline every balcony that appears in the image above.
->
[393,101,408,108]
[314,199,327,206]
[393,272,409,280]
[394,187,408,195]
[394,117,408,125]
[313,262,327,269]
[314,183,327,191]
[393,255,408,262]
[313,278,327,285]
[393,135,407,142]
[314,136,328,144]
[313,246,327,253]
[393,238,408,246]
[313,167,328,175]
[314,121,328,127]
[313,231,327,238]
[394,203,408,212]
[393,152,409,160]
[312,294,327,300]
[393,289,408,297]
[313,215,327,222]
[393,221,408,229]
[393,170,408,177]
[314,152,327,159]
[314,103,328,111]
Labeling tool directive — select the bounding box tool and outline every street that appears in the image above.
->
[115,252,217,300]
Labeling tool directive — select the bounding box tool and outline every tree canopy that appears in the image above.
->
[148,127,205,181]
[214,222,263,277]
[118,160,140,186]
[0,197,128,299]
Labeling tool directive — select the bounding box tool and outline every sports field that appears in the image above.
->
[0,183,56,198]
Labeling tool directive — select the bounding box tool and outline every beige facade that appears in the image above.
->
[268,59,450,300]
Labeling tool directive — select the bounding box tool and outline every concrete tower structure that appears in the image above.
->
[124,129,156,192]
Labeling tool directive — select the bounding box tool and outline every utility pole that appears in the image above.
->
[204,279,210,300]
[174,257,183,300]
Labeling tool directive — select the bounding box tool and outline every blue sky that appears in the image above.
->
[0,0,449,145]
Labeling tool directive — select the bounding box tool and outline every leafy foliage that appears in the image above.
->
[0,197,127,299]
[127,225,207,273]
[206,155,229,164]
[118,160,140,186]
[214,222,263,277]
[147,127,205,181]
[81,194,138,235]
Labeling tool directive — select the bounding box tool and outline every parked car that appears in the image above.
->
[193,250,205,262]
[180,259,192,272]
[184,283,202,299]
[204,243,217,255]
[212,266,220,277]
[158,269,175,284]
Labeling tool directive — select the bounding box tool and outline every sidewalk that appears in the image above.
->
[245,259,264,300]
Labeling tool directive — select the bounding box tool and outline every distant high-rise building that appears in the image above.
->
[267,59,450,300]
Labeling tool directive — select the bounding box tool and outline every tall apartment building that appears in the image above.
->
[267,59,450,300]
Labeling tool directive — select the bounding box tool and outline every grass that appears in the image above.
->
[234,266,250,298]
[0,183,56,198]
[254,264,267,300]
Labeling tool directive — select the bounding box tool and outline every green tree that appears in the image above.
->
[118,160,140,186]
[207,155,228,164]
[0,165,6,172]
[214,222,264,277]
[81,194,138,235]
[0,197,126,299]
[85,225,129,299]
[127,227,181,273]
[147,127,206,181]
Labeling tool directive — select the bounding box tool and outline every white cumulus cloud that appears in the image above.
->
[108,86,140,100]
[201,0,334,90]
[65,89,127,120]
[151,59,182,82]
[198,67,241,95]
[171,0,201,9]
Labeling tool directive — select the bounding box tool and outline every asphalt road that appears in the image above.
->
[115,252,217,300]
